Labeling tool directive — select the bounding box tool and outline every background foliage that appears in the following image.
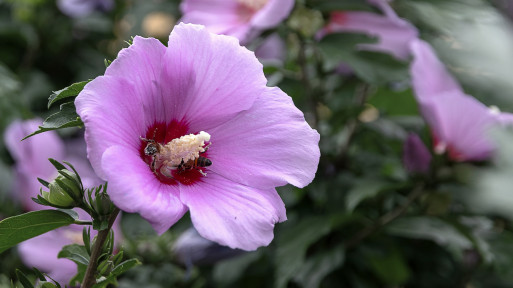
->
[2,0,513,287]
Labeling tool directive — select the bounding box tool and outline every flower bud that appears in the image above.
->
[94,193,113,216]
[41,169,83,208]
[402,133,432,174]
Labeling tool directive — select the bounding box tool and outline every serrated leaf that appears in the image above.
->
[22,102,83,140]
[0,210,75,253]
[48,80,90,109]
[58,244,90,266]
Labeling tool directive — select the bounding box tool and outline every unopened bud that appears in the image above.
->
[402,133,432,174]
[41,169,83,208]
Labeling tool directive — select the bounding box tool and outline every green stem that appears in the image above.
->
[73,220,93,226]
[81,207,120,288]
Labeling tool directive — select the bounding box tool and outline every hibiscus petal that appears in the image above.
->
[105,36,168,124]
[180,173,286,251]
[207,87,320,189]
[409,39,463,101]
[102,145,188,234]
[76,75,146,178]
[422,91,497,161]
[251,0,295,30]
[160,23,267,132]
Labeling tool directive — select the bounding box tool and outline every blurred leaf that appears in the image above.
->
[395,0,513,111]
[294,245,345,288]
[22,102,82,140]
[346,178,388,212]
[15,270,33,288]
[48,80,90,108]
[58,244,90,266]
[366,248,410,285]
[368,88,419,116]
[0,210,75,253]
[307,0,374,12]
[213,252,261,287]
[318,33,409,84]
[386,216,473,252]
[275,217,334,288]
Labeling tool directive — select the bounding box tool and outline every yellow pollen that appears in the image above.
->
[237,0,269,11]
[160,131,211,167]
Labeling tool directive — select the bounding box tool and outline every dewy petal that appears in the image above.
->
[76,75,146,179]
[160,23,267,132]
[180,173,286,251]
[102,145,188,234]
[421,91,497,161]
[105,36,168,124]
[409,39,463,102]
[251,0,295,30]
[208,87,320,189]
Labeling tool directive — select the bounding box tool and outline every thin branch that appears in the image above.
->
[344,184,425,250]
[73,220,93,226]
[81,207,120,288]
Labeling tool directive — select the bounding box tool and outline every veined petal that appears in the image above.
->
[102,145,188,234]
[105,36,168,124]
[76,75,146,178]
[180,173,286,251]
[161,23,266,131]
[208,87,320,189]
[410,39,463,101]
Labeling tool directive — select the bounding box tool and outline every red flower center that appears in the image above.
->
[139,120,210,185]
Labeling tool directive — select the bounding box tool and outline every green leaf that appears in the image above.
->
[318,33,409,84]
[22,102,83,140]
[15,270,34,288]
[213,252,262,286]
[345,178,388,212]
[386,216,473,252]
[365,248,410,285]
[110,258,141,277]
[307,0,374,12]
[294,245,345,288]
[0,210,75,253]
[275,217,333,288]
[58,244,90,266]
[48,80,90,108]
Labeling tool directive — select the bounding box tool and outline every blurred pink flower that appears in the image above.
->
[75,23,320,250]
[4,119,122,286]
[409,39,513,161]
[254,33,286,66]
[318,0,418,60]
[4,119,102,210]
[402,133,431,174]
[180,0,294,44]
[57,0,114,18]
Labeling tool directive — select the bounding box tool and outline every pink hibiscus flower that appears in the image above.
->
[409,39,513,161]
[75,23,320,250]
[318,0,418,60]
[180,0,295,44]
